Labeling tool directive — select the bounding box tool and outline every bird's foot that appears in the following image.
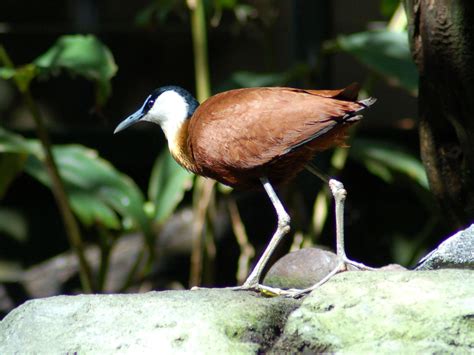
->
[192,257,376,298]
[281,257,377,299]
[191,283,292,297]
[341,256,377,271]
[230,283,296,297]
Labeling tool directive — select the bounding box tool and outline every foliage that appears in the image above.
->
[350,138,428,188]
[148,149,194,224]
[1,35,117,105]
[328,30,418,95]
[34,35,117,105]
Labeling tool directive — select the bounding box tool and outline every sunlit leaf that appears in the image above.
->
[69,192,121,229]
[0,127,32,153]
[148,149,193,224]
[0,64,38,93]
[0,67,15,80]
[13,64,38,92]
[350,138,428,188]
[34,35,118,105]
[364,159,394,184]
[329,30,418,94]
[0,127,149,233]
[27,144,150,233]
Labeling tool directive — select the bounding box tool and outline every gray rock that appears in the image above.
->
[1,270,473,353]
[263,248,342,289]
[0,289,299,354]
[276,269,474,353]
[416,223,474,270]
[264,248,406,289]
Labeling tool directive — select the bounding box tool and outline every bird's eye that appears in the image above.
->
[145,99,155,111]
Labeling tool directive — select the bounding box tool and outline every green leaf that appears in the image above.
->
[0,127,32,153]
[135,0,184,26]
[27,144,150,233]
[0,153,27,198]
[230,71,287,88]
[218,64,310,91]
[0,127,149,233]
[350,138,429,188]
[0,67,15,79]
[330,30,418,94]
[148,149,193,224]
[34,35,118,105]
[216,0,237,9]
[0,64,38,93]
[380,0,400,17]
[69,192,120,229]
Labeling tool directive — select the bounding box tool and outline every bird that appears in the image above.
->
[114,84,376,297]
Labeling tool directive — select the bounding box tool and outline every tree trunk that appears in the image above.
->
[404,0,474,229]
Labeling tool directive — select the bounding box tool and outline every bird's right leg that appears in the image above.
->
[237,177,291,291]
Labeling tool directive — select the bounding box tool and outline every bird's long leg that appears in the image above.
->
[285,177,376,298]
[238,177,291,290]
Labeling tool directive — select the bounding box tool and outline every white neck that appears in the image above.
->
[144,90,189,144]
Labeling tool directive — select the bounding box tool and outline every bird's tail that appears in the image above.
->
[358,97,377,108]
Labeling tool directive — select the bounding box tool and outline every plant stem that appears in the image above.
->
[188,0,211,101]
[0,45,94,292]
[25,91,94,292]
[97,226,113,291]
[187,0,214,287]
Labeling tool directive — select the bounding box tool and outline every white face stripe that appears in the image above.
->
[143,90,189,143]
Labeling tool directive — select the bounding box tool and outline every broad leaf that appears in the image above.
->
[350,138,428,188]
[26,144,150,233]
[0,128,149,232]
[34,35,118,105]
[148,149,193,224]
[330,30,418,94]
[69,192,120,229]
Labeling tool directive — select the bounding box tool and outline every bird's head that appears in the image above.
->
[114,86,199,140]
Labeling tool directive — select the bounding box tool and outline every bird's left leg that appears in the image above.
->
[235,177,291,292]
[286,178,376,298]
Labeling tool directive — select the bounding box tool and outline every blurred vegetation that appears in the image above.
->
[0,0,446,312]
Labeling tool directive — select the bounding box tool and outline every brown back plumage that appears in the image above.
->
[187,85,373,187]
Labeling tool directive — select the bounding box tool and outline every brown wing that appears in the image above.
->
[188,86,364,173]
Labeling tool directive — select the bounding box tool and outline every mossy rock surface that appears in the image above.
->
[1,269,473,353]
[275,269,474,353]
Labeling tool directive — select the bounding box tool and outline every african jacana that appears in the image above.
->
[114,84,376,297]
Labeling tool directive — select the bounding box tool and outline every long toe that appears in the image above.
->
[231,283,296,297]
[283,261,348,298]
[342,257,377,271]
[284,258,377,298]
